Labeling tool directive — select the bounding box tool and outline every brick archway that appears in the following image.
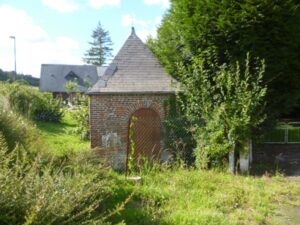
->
[127,108,161,165]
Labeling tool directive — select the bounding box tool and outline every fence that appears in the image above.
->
[263,122,300,144]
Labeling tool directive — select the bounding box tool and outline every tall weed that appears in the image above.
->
[0,104,40,154]
[0,138,129,225]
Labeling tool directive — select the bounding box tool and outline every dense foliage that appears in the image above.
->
[148,0,300,122]
[180,53,266,168]
[0,90,130,224]
[0,105,40,155]
[0,83,41,154]
[6,83,63,122]
[0,69,39,86]
[163,97,195,165]
[68,94,90,140]
[0,133,130,225]
[83,21,113,66]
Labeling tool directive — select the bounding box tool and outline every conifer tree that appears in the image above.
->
[83,22,113,66]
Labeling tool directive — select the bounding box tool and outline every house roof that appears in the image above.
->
[39,64,106,93]
[89,27,177,94]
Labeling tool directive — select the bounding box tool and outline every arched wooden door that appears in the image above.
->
[128,108,161,164]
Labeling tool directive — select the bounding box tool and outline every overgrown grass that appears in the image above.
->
[36,112,89,156]
[0,138,133,225]
[114,168,300,225]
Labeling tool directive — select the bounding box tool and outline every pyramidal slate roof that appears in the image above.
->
[40,64,106,93]
[89,27,177,94]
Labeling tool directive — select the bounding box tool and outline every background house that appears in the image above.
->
[39,64,106,99]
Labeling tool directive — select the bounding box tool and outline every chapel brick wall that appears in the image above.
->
[89,93,173,152]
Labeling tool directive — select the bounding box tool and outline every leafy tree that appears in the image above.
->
[83,22,113,66]
[148,0,300,123]
[180,52,267,171]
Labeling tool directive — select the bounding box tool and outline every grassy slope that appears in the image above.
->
[36,112,89,155]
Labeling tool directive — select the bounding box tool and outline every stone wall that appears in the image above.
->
[89,93,173,169]
[253,143,300,175]
[253,143,300,163]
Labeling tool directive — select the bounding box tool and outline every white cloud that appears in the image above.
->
[42,0,79,13]
[121,14,148,27]
[144,0,170,8]
[136,28,156,42]
[89,0,121,9]
[155,16,162,26]
[0,5,82,77]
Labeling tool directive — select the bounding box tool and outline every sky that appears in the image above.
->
[0,0,170,77]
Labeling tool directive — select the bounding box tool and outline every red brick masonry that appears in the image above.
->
[89,93,173,168]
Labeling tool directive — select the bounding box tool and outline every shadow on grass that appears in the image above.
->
[36,120,76,134]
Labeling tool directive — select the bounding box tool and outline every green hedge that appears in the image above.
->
[7,83,63,122]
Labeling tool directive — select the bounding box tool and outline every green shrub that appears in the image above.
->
[0,89,132,224]
[68,94,90,140]
[0,104,40,154]
[0,140,130,225]
[179,53,266,169]
[8,83,63,122]
[33,97,63,122]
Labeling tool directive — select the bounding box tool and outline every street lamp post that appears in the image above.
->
[9,36,17,81]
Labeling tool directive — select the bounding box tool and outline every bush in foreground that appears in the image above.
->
[0,135,130,225]
[0,103,40,154]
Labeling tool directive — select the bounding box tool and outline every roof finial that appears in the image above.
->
[131,27,136,35]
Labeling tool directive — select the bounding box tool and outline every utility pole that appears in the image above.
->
[9,36,17,81]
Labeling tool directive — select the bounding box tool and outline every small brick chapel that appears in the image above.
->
[88,27,176,169]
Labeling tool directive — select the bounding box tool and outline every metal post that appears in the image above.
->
[9,36,17,81]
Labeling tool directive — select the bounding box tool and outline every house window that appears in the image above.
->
[65,71,84,86]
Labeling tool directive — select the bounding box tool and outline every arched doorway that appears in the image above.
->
[128,108,161,166]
